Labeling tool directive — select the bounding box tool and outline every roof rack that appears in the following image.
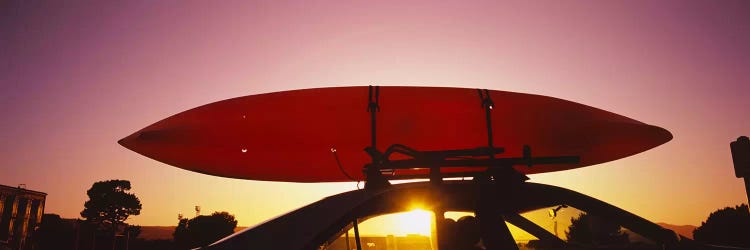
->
[362,86,580,190]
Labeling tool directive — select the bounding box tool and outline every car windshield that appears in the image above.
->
[320,209,435,250]
[516,205,658,249]
[320,205,660,250]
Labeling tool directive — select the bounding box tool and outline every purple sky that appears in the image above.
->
[1,0,749,227]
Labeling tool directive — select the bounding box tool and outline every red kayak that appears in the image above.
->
[119,86,672,182]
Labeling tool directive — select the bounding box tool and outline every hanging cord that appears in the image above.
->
[331,147,356,181]
[331,147,360,189]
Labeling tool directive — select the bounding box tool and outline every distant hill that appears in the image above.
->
[657,223,696,239]
[138,226,175,240]
[138,226,248,240]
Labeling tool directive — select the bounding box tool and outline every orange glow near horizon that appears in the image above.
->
[354,209,434,237]
[395,209,433,236]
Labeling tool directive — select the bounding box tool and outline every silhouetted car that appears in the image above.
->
[203,181,746,250]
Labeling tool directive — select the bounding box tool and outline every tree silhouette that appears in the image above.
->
[80,180,142,250]
[173,211,238,249]
[125,225,141,239]
[693,204,750,247]
[566,213,628,246]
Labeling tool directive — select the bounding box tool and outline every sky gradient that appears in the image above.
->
[1,0,749,229]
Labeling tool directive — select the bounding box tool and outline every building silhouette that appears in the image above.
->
[0,184,46,250]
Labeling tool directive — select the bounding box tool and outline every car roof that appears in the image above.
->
[206,181,679,250]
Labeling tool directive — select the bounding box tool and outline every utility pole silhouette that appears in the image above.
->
[730,136,750,204]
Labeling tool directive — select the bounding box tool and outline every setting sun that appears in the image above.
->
[394,209,433,236]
